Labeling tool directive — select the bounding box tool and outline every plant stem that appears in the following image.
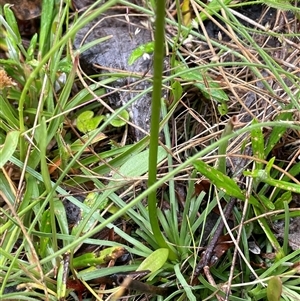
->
[147,0,177,260]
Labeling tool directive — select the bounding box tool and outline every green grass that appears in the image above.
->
[1,0,300,300]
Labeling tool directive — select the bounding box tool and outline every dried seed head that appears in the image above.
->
[0,69,16,89]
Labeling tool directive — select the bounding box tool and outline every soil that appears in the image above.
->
[0,0,41,20]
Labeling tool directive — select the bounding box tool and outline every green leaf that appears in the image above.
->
[265,178,300,194]
[136,248,169,276]
[174,264,197,301]
[244,158,300,195]
[69,131,107,153]
[76,111,105,133]
[57,58,73,73]
[0,130,20,169]
[258,195,275,210]
[267,276,282,301]
[27,34,38,59]
[263,0,299,11]
[175,62,228,108]
[3,4,21,45]
[39,210,52,258]
[218,102,228,115]
[274,191,292,209]
[114,146,167,180]
[109,110,129,127]
[39,0,54,56]
[0,95,19,127]
[57,258,67,300]
[251,119,265,170]
[128,41,154,65]
[194,160,260,207]
[171,80,183,102]
[72,247,125,269]
[194,160,244,198]
[37,117,52,192]
[265,156,275,176]
[53,200,69,238]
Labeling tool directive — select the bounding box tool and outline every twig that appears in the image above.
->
[192,197,236,280]
[203,266,225,301]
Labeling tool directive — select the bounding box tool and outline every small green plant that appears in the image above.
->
[76,110,105,133]
[75,109,129,133]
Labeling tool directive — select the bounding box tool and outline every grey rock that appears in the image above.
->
[73,9,154,140]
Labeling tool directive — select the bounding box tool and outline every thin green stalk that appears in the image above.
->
[283,201,290,256]
[161,101,179,245]
[147,0,177,261]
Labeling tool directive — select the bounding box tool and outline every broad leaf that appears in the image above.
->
[0,130,20,169]
[267,276,282,301]
[136,248,169,276]
[194,160,260,207]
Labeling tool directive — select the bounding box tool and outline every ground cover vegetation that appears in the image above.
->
[0,0,300,300]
